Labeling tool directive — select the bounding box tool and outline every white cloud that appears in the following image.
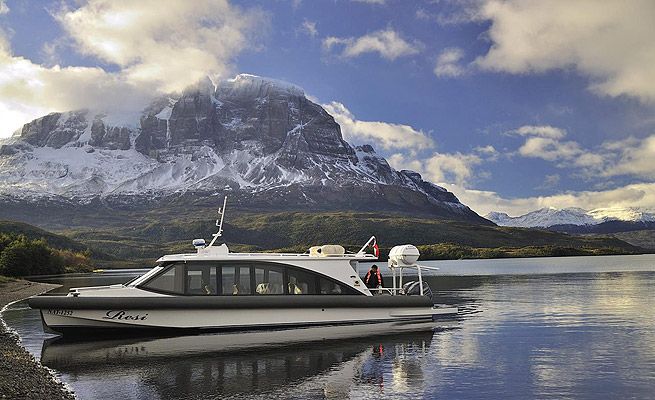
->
[0,1,9,15]
[434,47,467,78]
[415,9,431,21]
[518,137,582,162]
[0,0,267,137]
[351,0,386,4]
[537,174,561,190]
[509,125,655,179]
[322,101,435,151]
[425,152,482,185]
[512,125,566,139]
[509,124,604,169]
[300,19,318,37]
[473,0,655,103]
[445,182,655,217]
[291,0,302,10]
[388,151,482,186]
[601,135,655,179]
[55,0,265,93]
[323,29,420,60]
[474,144,499,161]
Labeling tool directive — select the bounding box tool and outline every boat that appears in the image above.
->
[29,197,458,335]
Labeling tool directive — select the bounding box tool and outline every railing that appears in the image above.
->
[366,264,439,296]
[169,252,377,259]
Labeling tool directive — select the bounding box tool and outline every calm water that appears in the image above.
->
[3,255,655,399]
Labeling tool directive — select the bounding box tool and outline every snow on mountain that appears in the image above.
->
[587,207,655,223]
[486,207,655,227]
[0,74,486,221]
[484,211,513,225]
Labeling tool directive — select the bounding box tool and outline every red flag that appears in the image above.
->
[373,239,380,258]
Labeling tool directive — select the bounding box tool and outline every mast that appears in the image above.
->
[208,196,228,247]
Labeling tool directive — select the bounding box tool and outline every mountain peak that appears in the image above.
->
[222,74,305,97]
[0,73,488,222]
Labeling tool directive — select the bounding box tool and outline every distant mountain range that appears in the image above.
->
[486,207,655,233]
[0,74,486,223]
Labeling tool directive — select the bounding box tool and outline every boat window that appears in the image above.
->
[319,277,359,295]
[142,263,185,294]
[287,269,317,295]
[255,265,285,295]
[186,264,218,295]
[221,266,252,295]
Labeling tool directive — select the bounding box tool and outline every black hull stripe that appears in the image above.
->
[30,295,434,310]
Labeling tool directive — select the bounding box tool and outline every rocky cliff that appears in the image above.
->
[0,74,488,223]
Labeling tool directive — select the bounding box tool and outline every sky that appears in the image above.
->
[1,0,655,216]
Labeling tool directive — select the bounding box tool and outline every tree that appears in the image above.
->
[0,237,65,277]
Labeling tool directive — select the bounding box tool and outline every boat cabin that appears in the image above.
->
[134,258,365,297]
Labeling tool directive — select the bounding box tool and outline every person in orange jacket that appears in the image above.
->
[364,265,384,293]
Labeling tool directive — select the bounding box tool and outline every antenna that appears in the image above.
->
[208,196,228,247]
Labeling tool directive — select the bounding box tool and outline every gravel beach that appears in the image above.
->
[0,279,75,400]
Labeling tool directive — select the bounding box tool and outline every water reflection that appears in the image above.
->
[41,327,440,400]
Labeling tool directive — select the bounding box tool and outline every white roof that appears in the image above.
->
[156,244,377,263]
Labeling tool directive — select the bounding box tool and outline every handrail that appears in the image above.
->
[386,263,439,296]
[356,236,377,256]
[163,252,377,259]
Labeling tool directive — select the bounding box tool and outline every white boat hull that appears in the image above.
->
[41,305,458,334]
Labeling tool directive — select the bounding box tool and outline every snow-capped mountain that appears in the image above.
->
[486,207,655,228]
[0,74,486,222]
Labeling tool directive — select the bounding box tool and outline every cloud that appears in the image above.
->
[518,137,582,162]
[434,47,467,78]
[444,182,655,217]
[508,125,655,180]
[351,0,386,4]
[0,1,8,15]
[509,124,605,170]
[415,2,479,26]
[473,0,655,103]
[55,0,265,93]
[512,125,566,139]
[536,174,561,190]
[323,101,435,150]
[601,135,655,179]
[323,29,420,60]
[300,19,317,37]
[388,151,483,186]
[0,0,267,138]
[425,152,482,185]
[474,144,499,161]
[474,145,497,154]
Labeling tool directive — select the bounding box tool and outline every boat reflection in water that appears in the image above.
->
[41,321,457,399]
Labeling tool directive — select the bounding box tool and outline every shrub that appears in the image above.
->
[0,237,65,277]
[55,249,95,273]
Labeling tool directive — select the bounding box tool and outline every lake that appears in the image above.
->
[3,254,655,399]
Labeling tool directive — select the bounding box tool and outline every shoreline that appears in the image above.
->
[0,280,75,400]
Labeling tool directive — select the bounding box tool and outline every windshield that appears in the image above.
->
[126,264,165,287]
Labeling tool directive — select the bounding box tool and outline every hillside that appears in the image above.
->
[0,220,87,251]
[0,220,110,260]
[0,221,105,276]
[593,230,655,251]
[48,211,641,265]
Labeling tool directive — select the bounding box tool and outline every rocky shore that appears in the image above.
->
[0,279,75,400]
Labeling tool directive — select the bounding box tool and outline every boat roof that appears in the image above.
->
[158,253,377,263]
[157,244,377,263]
